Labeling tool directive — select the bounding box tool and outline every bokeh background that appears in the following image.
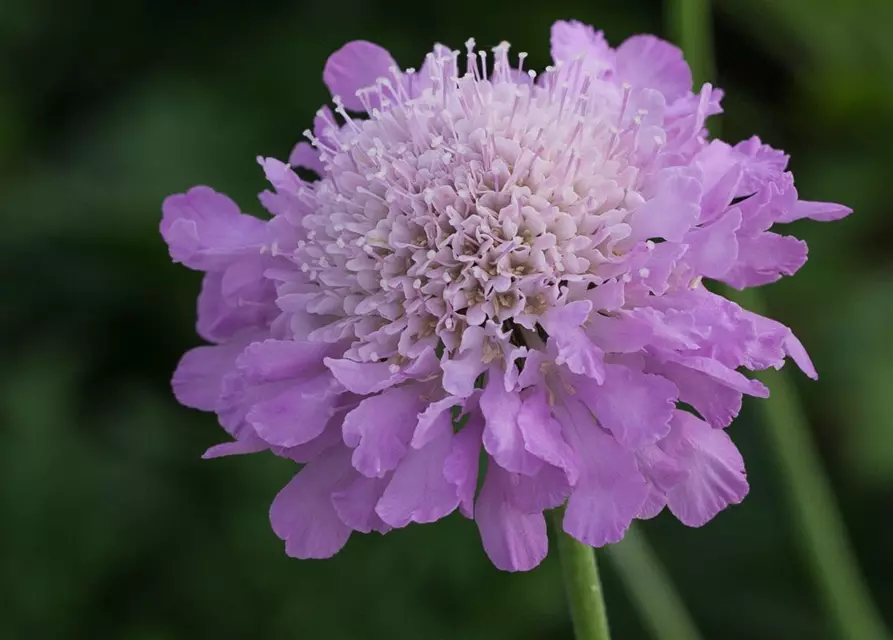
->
[2,0,892,637]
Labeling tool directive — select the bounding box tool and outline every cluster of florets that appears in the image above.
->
[162,21,850,570]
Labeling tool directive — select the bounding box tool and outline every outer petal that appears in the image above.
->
[557,395,648,546]
[778,200,853,224]
[323,41,398,111]
[269,446,354,559]
[585,364,678,450]
[616,35,692,102]
[517,386,578,482]
[629,174,701,243]
[342,385,426,478]
[332,474,391,534]
[550,20,615,77]
[650,360,742,428]
[475,465,548,572]
[481,374,543,475]
[723,232,808,289]
[246,374,339,447]
[376,430,459,527]
[238,339,331,383]
[542,301,605,382]
[661,412,749,526]
[684,208,742,279]
[444,415,484,518]
[172,342,246,411]
[203,433,269,459]
[160,186,266,271]
[412,396,461,449]
[288,141,325,176]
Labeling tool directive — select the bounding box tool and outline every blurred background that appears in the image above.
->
[2,0,892,637]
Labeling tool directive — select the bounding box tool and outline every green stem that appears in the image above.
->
[550,509,611,640]
[666,0,889,636]
[606,525,704,640]
[730,290,889,640]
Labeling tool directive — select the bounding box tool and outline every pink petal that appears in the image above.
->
[246,374,339,447]
[616,35,692,103]
[323,41,398,111]
[557,396,648,546]
[662,411,749,526]
[444,415,484,518]
[376,430,459,527]
[685,208,742,279]
[517,386,579,482]
[172,342,245,411]
[481,374,543,476]
[332,474,391,534]
[585,364,678,450]
[269,446,355,559]
[475,465,548,572]
[722,232,808,289]
[629,174,701,243]
[778,200,853,224]
[342,385,426,478]
[160,186,267,271]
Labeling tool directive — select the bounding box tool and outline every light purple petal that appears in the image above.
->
[376,430,459,527]
[481,374,543,476]
[550,20,615,77]
[661,411,748,526]
[342,385,426,478]
[722,232,808,289]
[172,342,246,411]
[412,396,461,448]
[585,364,678,449]
[778,200,853,224]
[629,174,702,243]
[543,301,606,382]
[475,464,548,572]
[323,41,398,111]
[324,357,401,394]
[444,415,484,518]
[616,35,692,102]
[650,360,743,428]
[557,395,648,546]
[269,446,355,559]
[203,432,269,459]
[246,374,340,447]
[160,186,267,271]
[288,141,325,176]
[238,339,331,383]
[332,474,391,534]
[517,386,578,482]
[685,208,742,279]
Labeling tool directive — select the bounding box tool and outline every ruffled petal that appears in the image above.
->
[475,464,548,572]
[376,430,459,527]
[270,446,355,559]
[323,41,399,111]
[585,364,678,450]
[342,385,426,478]
[481,373,543,475]
[662,412,748,526]
[444,415,484,518]
[616,35,692,102]
[160,186,267,271]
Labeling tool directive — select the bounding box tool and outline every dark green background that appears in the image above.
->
[2,0,891,638]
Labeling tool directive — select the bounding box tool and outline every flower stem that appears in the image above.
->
[550,508,611,640]
[666,1,889,635]
[606,524,704,640]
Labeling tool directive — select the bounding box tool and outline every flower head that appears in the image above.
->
[162,21,851,571]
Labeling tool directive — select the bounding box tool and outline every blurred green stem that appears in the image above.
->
[606,525,704,640]
[550,509,611,640]
[666,0,890,637]
[728,290,889,640]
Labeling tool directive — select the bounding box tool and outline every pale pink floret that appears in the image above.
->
[162,20,850,571]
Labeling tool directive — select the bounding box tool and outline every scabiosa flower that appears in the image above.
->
[162,20,851,571]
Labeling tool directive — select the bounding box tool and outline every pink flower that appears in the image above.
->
[162,21,851,571]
